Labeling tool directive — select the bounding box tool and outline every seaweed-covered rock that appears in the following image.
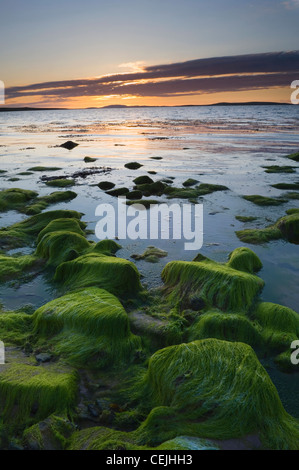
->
[134,181,166,197]
[188,311,262,347]
[35,231,91,267]
[0,311,32,346]
[0,254,40,283]
[243,195,287,206]
[124,162,143,170]
[0,188,38,212]
[0,363,78,426]
[164,183,228,200]
[262,165,296,174]
[162,249,264,312]
[106,187,129,197]
[33,287,142,368]
[182,178,199,187]
[45,179,75,188]
[36,218,86,244]
[23,415,76,450]
[84,157,97,163]
[25,191,77,215]
[285,151,299,162]
[236,210,299,244]
[253,302,299,353]
[131,246,168,263]
[137,339,299,449]
[227,247,263,274]
[98,181,115,191]
[54,252,142,297]
[28,166,62,172]
[0,210,82,249]
[133,176,154,185]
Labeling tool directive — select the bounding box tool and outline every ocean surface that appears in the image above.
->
[0,105,299,415]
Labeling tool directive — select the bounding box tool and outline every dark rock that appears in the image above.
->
[60,141,79,150]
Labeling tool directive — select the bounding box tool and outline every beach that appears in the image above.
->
[0,104,299,450]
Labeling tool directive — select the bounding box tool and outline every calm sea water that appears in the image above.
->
[0,105,299,416]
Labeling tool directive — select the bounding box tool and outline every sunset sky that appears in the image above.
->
[1,0,299,107]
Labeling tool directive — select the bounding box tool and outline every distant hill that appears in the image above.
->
[0,102,291,112]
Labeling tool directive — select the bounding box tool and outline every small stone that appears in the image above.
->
[35,353,52,363]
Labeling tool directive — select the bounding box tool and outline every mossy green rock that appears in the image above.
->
[236,210,299,244]
[45,179,75,188]
[98,181,115,191]
[33,287,142,368]
[162,249,264,312]
[35,231,91,267]
[54,252,142,297]
[188,311,262,347]
[243,195,287,206]
[137,339,299,449]
[0,210,82,249]
[285,151,299,162]
[125,162,143,170]
[25,191,77,215]
[0,254,39,283]
[0,363,78,426]
[0,188,38,212]
[23,414,76,450]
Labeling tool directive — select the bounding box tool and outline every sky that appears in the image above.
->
[0,0,299,107]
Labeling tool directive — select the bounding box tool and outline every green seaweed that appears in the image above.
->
[236,210,299,244]
[182,178,199,187]
[243,195,287,206]
[106,187,129,197]
[285,151,299,162]
[35,231,91,267]
[98,181,115,190]
[227,247,263,274]
[0,363,78,427]
[28,167,62,172]
[84,157,97,163]
[253,302,299,353]
[23,414,76,450]
[164,183,228,200]
[124,162,143,170]
[25,191,77,215]
[263,165,296,174]
[54,252,142,297]
[271,183,299,190]
[0,254,40,283]
[0,312,32,346]
[0,188,38,212]
[0,209,82,250]
[133,176,154,185]
[33,287,142,368]
[131,246,168,263]
[188,311,262,347]
[45,179,75,188]
[235,215,258,222]
[134,181,166,197]
[136,339,299,449]
[126,199,159,209]
[161,249,264,312]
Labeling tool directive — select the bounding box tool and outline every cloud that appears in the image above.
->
[5,51,299,104]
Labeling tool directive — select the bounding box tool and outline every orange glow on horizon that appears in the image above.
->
[3,86,292,109]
